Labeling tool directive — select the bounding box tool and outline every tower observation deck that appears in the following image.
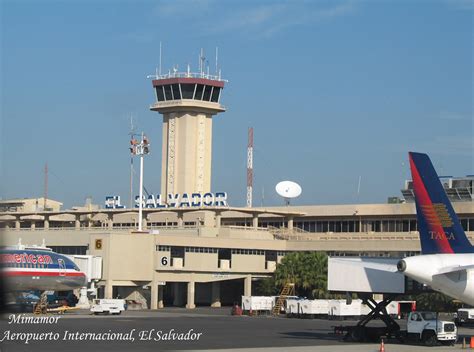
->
[149,70,227,197]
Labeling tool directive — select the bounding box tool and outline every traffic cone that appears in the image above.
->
[379,339,385,352]
[470,336,474,348]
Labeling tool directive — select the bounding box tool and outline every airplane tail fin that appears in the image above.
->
[408,152,474,254]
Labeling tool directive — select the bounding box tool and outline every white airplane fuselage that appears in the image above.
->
[399,254,474,306]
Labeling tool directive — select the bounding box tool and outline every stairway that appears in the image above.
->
[33,292,48,315]
[272,283,295,315]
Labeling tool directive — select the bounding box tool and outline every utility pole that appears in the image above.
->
[130,133,150,232]
[44,163,48,210]
[247,127,254,207]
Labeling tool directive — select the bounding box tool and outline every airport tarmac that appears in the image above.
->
[0,308,473,352]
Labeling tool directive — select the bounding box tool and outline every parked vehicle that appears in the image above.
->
[404,311,457,346]
[90,299,126,315]
[455,308,474,326]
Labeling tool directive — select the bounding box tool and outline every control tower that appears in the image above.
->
[149,63,226,197]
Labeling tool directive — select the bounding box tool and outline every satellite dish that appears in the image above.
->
[275,181,302,205]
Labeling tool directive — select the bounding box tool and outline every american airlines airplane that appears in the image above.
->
[397,152,474,305]
[0,243,87,291]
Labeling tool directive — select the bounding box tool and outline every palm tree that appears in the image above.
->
[274,252,329,298]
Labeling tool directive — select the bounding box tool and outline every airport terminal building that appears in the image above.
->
[1,66,473,310]
[2,196,473,310]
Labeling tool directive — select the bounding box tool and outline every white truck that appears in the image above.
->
[90,299,126,315]
[455,308,474,326]
[405,311,457,346]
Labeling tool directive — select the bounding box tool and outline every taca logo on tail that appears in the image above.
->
[409,152,474,254]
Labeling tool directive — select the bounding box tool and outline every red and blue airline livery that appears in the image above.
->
[0,246,87,291]
[397,152,474,305]
[408,151,474,254]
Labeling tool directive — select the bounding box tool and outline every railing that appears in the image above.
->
[3,223,202,232]
[148,71,228,82]
[227,225,270,232]
[274,232,430,242]
[267,225,309,237]
[4,225,473,243]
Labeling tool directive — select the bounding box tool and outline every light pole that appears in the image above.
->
[130,132,150,232]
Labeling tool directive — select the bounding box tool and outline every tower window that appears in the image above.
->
[203,85,212,101]
[181,84,195,99]
[211,87,220,102]
[172,84,181,100]
[163,85,173,100]
[156,86,165,102]
[194,84,204,100]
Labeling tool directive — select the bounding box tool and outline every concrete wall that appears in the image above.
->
[184,252,218,271]
[231,254,266,272]
[90,233,154,281]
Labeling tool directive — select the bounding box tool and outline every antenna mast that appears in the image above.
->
[44,163,48,210]
[159,41,162,76]
[129,115,136,208]
[215,47,218,75]
[247,127,254,207]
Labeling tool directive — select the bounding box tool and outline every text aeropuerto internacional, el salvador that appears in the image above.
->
[1,314,203,345]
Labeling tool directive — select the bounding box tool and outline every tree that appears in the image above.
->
[414,292,461,312]
[274,252,329,299]
[255,277,279,296]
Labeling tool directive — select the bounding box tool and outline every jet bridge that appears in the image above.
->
[328,257,428,342]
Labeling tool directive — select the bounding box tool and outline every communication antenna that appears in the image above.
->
[199,48,205,76]
[215,47,218,75]
[275,181,302,206]
[44,163,48,210]
[357,175,361,197]
[246,127,254,207]
[159,41,162,76]
[130,132,150,232]
[129,115,137,208]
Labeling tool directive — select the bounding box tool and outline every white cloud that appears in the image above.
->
[445,0,474,11]
[153,0,214,17]
[439,111,473,121]
[409,135,473,157]
[150,0,356,38]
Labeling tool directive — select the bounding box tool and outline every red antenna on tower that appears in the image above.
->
[247,127,254,207]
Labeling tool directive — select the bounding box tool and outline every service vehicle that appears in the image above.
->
[455,308,474,326]
[403,311,457,346]
[90,299,126,315]
[340,310,457,346]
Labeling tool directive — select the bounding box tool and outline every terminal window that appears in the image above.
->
[157,245,171,252]
[185,247,218,253]
[231,249,264,255]
[49,246,87,255]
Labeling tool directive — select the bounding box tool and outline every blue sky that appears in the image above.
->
[1,0,472,208]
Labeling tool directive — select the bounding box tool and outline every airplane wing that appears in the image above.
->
[435,265,474,276]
